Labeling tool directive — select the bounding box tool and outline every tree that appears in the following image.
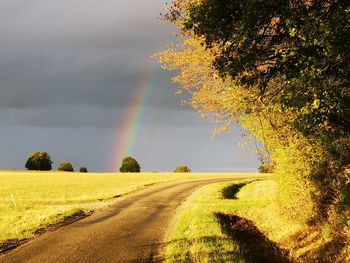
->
[167,0,350,140]
[174,166,191,173]
[258,162,275,174]
[119,156,141,173]
[25,152,52,171]
[79,167,88,173]
[58,162,74,172]
[159,0,350,244]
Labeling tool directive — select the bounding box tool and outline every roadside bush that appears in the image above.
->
[58,162,74,172]
[174,166,191,173]
[258,162,275,173]
[25,152,53,171]
[119,156,141,173]
[79,167,88,173]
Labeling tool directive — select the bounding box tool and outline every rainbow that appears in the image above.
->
[110,64,160,171]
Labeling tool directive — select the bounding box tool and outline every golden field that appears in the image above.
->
[0,171,258,243]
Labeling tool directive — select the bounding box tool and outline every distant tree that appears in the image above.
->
[258,162,275,174]
[174,166,191,173]
[119,156,141,173]
[25,152,53,171]
[79,167,88,173]
[58,162,74,172]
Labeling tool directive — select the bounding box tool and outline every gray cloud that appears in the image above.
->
[0,0,259,172]
[0,0,177,111]
[0,105,201,129]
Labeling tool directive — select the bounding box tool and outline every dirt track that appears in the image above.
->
[0,178,246,263]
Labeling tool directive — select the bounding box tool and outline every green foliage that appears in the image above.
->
[174,166,191,173]
[25,152,52,171]
[173,0,350,137]
[79,167,88,173]
[177,2,349,86]
[119,156,141,173]
[58,162,74,172]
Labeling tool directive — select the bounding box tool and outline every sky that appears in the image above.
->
[0,0,260,172]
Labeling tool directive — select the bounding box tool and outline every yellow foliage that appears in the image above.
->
[156,35,327,225]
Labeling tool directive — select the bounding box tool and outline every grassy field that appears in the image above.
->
[165,179,350,262]
[164,179,301,262]
[0,171,258,244]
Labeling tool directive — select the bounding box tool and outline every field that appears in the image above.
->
[0,171,259,244]
[165,179,349,262]
[164,180,286,262]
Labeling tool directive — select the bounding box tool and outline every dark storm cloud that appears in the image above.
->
[0,0,179,114]
[0,105,203,129]
[0,0,259,172]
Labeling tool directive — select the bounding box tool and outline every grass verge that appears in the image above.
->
[165,179,349,262]
[165,178,284,262]
[164,180,294,262]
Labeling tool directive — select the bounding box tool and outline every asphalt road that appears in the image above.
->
[0,178,244,263]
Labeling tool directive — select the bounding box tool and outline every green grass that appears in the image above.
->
[165,179,297,262]
[234,180,303,243]
[0,171,258,243]
[165,179,350,262]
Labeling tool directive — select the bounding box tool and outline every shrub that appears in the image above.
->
[58,162,74,172]
[258,162,275,173]
[119,156,141,173]
[79,167,88,173]
[25,152,53,171]
[174,166,191,173]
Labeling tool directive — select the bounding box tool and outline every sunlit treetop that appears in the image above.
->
[164,0,350,137]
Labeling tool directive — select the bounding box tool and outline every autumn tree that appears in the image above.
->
[158,0,350,249]
[25,152,53,171]
[166,0,350,139]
